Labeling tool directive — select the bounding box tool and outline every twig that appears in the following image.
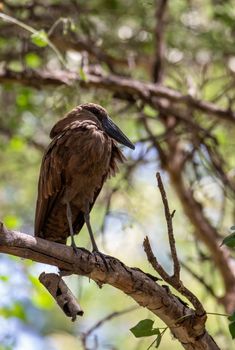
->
[140,115,167,166]
[81,306,138,348]
[0,13,66,67]
[143,173,206,318]
[180,261,218,299]
[156,172,180,280]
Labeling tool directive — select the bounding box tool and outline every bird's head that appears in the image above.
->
[80,103,135,150]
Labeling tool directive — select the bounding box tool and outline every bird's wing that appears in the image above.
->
[34,132,67,237]
[35,121,106,240]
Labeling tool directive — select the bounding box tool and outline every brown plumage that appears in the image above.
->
[34,103,135,251]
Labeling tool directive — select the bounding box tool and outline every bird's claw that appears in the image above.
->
[92,250,110,271]
[71,242,79,255]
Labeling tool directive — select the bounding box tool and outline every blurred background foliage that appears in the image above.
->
[0,0,235,349]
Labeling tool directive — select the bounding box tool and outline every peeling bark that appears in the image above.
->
[39,272,84,321]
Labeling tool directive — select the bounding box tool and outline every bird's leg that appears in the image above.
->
[66,201,77,253]
[84,207,110,271]
[84,208,99,252]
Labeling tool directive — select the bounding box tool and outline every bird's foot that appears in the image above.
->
[92,249,110,271]
[71,240,79,255]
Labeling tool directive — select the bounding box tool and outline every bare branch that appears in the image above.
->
[143,236,206,318]
[0,68,234,123]
[143,236,170,281]
[0,222,220,350]
[156,172,180,280]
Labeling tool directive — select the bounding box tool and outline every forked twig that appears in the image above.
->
[143,172,206,318]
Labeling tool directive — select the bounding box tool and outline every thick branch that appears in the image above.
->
[0,224,219,350]
[0,68,234,123]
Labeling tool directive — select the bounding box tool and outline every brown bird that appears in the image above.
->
[34,103,135,252]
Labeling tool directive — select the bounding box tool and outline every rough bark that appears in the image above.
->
[0,223,220,350]
[39,272,84,321]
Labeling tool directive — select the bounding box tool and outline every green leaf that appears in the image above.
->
[130,319,160,338]
[24,52,42,68]
[3,214,22,229]
[228,312,235,339]
[0,275,9,282]
[8,61,23,72]
[228,311,235,322]
[221,233,235,248]
[229,321,235,339]
[144,105,156,118]
[155,332,162,348]
[9,137,25,152]
[16,93,30,107]
[79,67,88,82]
[31,30,48,47]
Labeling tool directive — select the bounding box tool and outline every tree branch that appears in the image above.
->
[39,272,84,321]
[0,222,220,350]
[143,173,205,317]
[0,68,234,123]
[156,172,180,280]
[153,0,168,83]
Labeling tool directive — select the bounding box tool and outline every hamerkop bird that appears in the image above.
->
[34,103,135,252]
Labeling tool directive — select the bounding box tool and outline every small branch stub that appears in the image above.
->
[39,272,84,321]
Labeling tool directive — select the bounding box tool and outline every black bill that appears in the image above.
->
[103,117,135,150]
